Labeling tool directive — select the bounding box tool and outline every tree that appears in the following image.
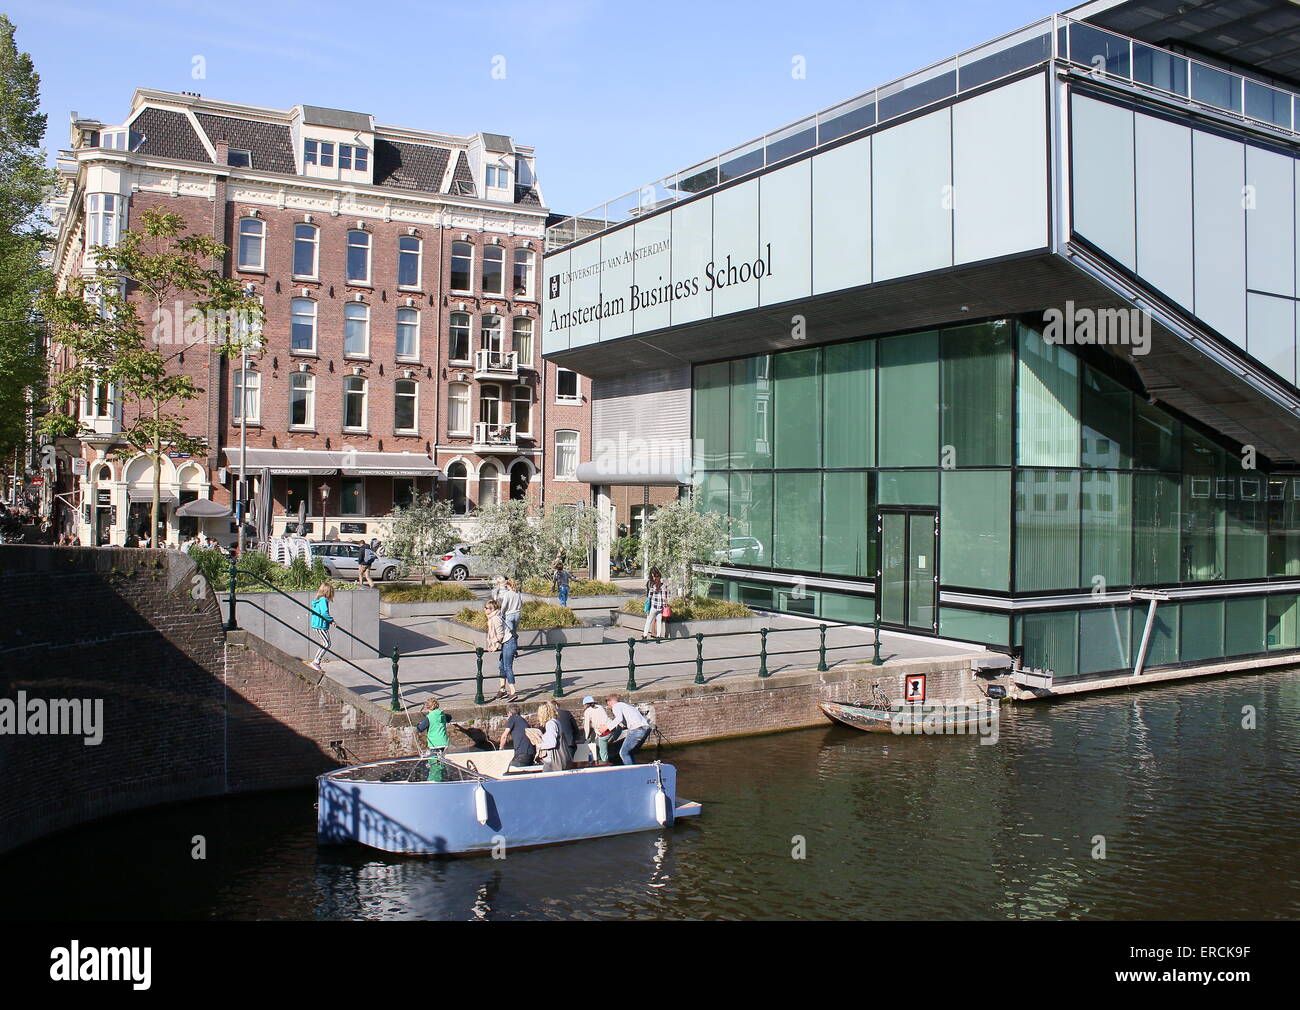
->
[639,494,729,598]
[474,498,598,583]
[0,15,53,490]
[385,494,456,583]
[39,208,262,543]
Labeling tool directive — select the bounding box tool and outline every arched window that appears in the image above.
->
[482,245,505,295]
[237,218,265,270]
[398,236,422,288]
[450,242,473,292]
[512,316,534,367]
[447,382,470,435]
[395,379,417,434]
[346,229,371,283]
[479,461,500,509]
[447,461,468,514]
[344,303,369,357]
[289,372,314,428]
[510,461,531,501]
[448,312,471,361]
[293,223,318,278]
[513,248,534,297]
[343,376,367,430]
[232,367,260,424]
[396,308,419,360]
[291,298,316,352]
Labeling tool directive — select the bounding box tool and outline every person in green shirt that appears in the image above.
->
[417,697,460,783]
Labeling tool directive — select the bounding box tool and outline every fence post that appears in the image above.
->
[224,557,239,631]
[872,618,883,666]
[694,632,705,685]
[817,624,829,672]
[474,648,485,705]
[552,642,565,698]
[626,637,639,692]
[390,647,401,711]
[758,628,770,678]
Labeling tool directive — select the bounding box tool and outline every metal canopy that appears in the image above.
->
[222,448,442,479]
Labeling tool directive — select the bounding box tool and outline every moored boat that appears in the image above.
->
[819,699,992,734]
[317,751,701,855]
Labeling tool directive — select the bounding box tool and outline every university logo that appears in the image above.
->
[548,275,561,299]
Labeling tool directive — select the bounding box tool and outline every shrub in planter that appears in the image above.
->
[380,582,474,603]
[454,599,583,631]
[619,596,753,622]
[521,576,623,597]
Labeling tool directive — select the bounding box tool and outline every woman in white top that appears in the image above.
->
[642,568,669,641]
[536,701,572,772]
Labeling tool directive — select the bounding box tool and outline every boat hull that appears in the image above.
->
[819,700,989,734]
[318,758,686,855]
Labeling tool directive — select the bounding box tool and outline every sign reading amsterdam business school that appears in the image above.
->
[548,235,775,334]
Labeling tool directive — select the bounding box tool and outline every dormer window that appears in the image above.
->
[339,144,368,172]
[486,165,510,189]
[227,149,252,168]
[304,139,334,167]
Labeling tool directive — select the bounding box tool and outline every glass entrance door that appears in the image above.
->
[877,508,937,632]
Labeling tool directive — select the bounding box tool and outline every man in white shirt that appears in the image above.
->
[604,693,650,766]
[582,695,612,764]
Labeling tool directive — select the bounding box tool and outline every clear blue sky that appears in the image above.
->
[12,0,1060,215]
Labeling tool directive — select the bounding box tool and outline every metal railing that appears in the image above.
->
[545,14,1300,251]
[222,558,891,713]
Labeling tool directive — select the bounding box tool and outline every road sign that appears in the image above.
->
[903,674,926,704]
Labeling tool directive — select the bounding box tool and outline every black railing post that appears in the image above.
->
[758,628,770,678]
[390,647,401,711]
[552,642,565,698]
[474,647,485,705]
[872,618,883,666]
[694,632,705,685]
[224,557,239,630]
[626,637,638,692]
[817,623,829,672]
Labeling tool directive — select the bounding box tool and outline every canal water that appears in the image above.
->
[3,670,1298,920]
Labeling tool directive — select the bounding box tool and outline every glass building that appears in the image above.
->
[543,1,1300,681]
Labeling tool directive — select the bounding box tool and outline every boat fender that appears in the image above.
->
[653,761,671,826]
[474,783,490,825]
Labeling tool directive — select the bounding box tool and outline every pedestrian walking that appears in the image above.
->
[356,539,377,588]
[307,582,335,671]
[551,560,572,607]
[642,567,669,641]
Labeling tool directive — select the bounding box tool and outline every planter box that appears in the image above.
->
[435,617,605,648]
[523,592,630,615]
[380,598,478,619]
[234,588,379,660]
[611,611,765,638]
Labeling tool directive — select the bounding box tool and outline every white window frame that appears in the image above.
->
[478,461,501,509]
[304,139,335,167]
[237,217,265,271]
[486,164,511,189]
[512,316,534,367]
[513,248,534,298]
[554,430,579,481]
[512,384,532,436]
[227,149,252,168]
[398,236,422,289]
[293,223,319,279]
[344,302,370,358]
[482,245,505,296]
[343,375,368,432]
[346,229,371,285]
[448,382,470,435]
[555,367,581,403]
[481,314,503,353]
[394,378,418,435]
[232,367,261,424]
[448,312,472,362]
[290,298,317,354]
[85,194,122,262]
[289,372,315,429]
[450,242,474,293]
[396,307,420,361]
[339,143,369,172]
[447,461,469,514]
[479,383,502,425]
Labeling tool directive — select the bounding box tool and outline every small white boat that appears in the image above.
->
[317,751,702,856]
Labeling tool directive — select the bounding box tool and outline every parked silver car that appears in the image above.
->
[310,541,403,581]
[433,543,499,581]
[717,536,765,564]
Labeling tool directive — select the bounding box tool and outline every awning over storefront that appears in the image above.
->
[175,498,232,518]
[222,448,442,479]
[127,488,178,503]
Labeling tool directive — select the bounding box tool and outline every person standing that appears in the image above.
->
[485,599,515,701]
[497,580,524,702]
[535,702,573,772]
[497,703,537,771]
[550,561,573,607]
[605,693,651,765]
[642,568,668,641]
[416,697,455,758]
[307,582,335,671]
[553,702,580,764]
[582,695,612,765]
[356,539,377,588]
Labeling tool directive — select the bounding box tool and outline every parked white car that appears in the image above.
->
[433,543,500,581]
[310,541,403,581]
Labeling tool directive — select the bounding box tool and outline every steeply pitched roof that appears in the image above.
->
[373,139,451,193]
[194,113,297,173]
[449,151,476,196]
[131,107,212,163]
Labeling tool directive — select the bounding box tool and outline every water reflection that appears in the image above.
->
[1,670,1297,920]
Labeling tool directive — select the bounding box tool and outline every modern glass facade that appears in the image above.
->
[692,316,1300,679]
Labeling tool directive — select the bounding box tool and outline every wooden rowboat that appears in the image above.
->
[819,700,991,734]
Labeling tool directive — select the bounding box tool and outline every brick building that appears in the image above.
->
[46,89,609,548]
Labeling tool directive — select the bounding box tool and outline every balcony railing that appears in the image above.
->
[474,348,518,380]
[545,14,1300,251]
[472,421,516,448]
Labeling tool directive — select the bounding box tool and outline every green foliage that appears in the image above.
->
[235,548,277,589]
[639,495,729,593]
[379,582,474,603]
[521,576,623,597]
[619,595,753,621]
[454,599,584,631]
[189,547,228,590]
[473,499,599,583]
[282,552,329,591]
[384,494,455,583]
[613,535,641,563]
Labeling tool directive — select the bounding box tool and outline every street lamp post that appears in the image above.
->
[319,483,330,541]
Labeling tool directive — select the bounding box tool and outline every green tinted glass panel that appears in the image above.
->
[773,472,820,571]
[941,469,1010,590]
[941,321,1012,466]
[729,355,772,469]
[1080,607,1131,675]
[908,512,936,629]
[880,513,906,625]
[1016,469,1080,591]
[1181,430,1225,581]
[736,580,774,610]
[1131,602,1179,668]
[820,590,875,624]
[823,340,875,467]
[878,330,938,466]
[1226,476,1267,579]
[878,469,938,505]
[1020,611,1078,679]
[1081,365,1132,468]
[939,608,1010,647]
[1267,594,1299,650]
[1017,324,1079,467]
[728,471,772,564]
[823,471,874,577]
[1133,399,1180,471]
[1180,599,1224,661]
[774,347,821,468]
[1226,597,1266,656]
[695,472,728,518]
[1268,477,1300,577]
[1134,473,1180,584]
[693,361,730,470]
[1081,470,1131,587]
